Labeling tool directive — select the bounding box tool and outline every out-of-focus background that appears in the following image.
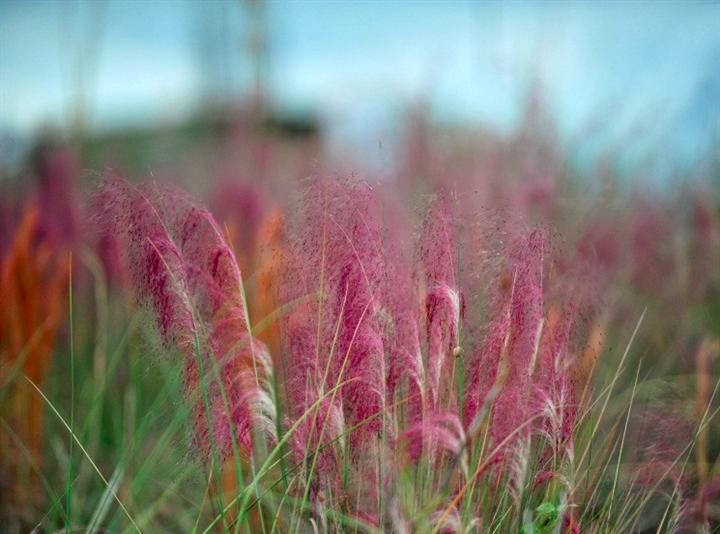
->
[2,0,719,179]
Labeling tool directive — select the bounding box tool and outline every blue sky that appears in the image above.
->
[1,0,718,161]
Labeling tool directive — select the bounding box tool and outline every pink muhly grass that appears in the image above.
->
[281,177,387,448]
[33,142,80,248]
[430,506,463,534]
[96,231,127,287]
[383,216,424,426]
[631,409,692,491]
[93,178,196,347]
[396,411,466,465]
[93,176,274,460]
[533,245,603,455]
[532,300,580,454]
[463,228,546,454]
[279,176,396,514]
[176,196,276,453]
[417,196,464,412]
[684,475,720,528]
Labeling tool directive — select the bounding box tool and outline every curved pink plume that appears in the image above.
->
[92,176,274,460]
[531,296,581,453]
[380,192,424,425]
[416,196,463,410]
[463,228,546,451]
[279,176,390,501]
[93,177,195,348]
[396,411,465,464]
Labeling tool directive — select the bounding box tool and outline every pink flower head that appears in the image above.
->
[396,411,465,464]
[417,196,464,410]
[463,228,546,452]
[381,194,424,425]
[532,300,579,451]
[93,176,275,460]
[280,176,387,469]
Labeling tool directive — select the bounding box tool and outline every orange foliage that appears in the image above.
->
[251,206,284,359]
[0,206,68,510]
[218,206,285,528]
